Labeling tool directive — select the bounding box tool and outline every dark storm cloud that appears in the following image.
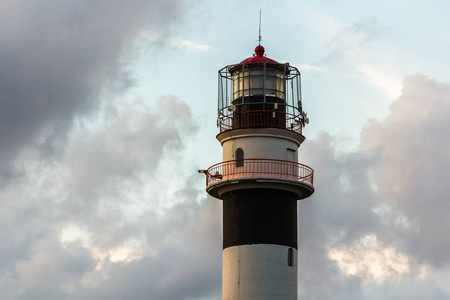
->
[61,96,199,242]
[0,95,208,299]
[0,1,221,299]
[70,198,223,300]
[365,278,448,300]
[0,0,186,173]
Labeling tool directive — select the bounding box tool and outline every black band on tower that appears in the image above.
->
[222,189,298,250]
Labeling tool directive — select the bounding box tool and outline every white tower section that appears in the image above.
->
[200,45,314,300]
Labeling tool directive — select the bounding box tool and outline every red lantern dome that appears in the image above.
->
[239,45,279,64]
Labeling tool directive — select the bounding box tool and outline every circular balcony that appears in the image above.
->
[199,158,314,200]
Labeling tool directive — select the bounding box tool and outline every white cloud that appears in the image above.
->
[354,62,402,100]
[329,234,427,283]
[142,33,210,52]
[296,63,329,73]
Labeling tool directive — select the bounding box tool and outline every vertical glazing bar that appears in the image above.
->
[229,70,233,130]
[293,78,296,108]
[219,73,227,114]
[285,67,289,112]
[284,65,288,129]
[224,69,227,112]
[298,72,302,106]
[284,64,287,102]
[222,67,229,108]
[220,70,223,112]
[263,63,266,103]
[241,64,245,104]
[218,72,220,110]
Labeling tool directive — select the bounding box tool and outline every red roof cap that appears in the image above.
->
[240,45,279,64]
[255,45,265,57]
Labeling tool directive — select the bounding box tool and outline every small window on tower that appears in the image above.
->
[236,148,244,167]
[288,248,294,267]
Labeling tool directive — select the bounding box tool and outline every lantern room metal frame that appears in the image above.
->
[217,62,305,134]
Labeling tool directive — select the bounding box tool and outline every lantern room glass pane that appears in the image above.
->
[232,66,285,101]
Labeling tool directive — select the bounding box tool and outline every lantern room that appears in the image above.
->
[218,45,305,134]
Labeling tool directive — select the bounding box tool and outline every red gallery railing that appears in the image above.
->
[200,158,314,187]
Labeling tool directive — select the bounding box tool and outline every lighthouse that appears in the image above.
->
[200,44,314,299]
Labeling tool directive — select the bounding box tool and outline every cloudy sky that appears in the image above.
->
[1,0,450,299]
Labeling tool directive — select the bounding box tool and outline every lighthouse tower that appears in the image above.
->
[200,44,314,300]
